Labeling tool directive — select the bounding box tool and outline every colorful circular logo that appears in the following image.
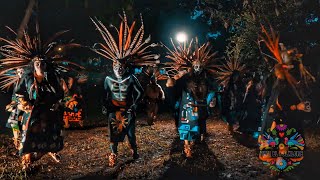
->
[258,119,305,172]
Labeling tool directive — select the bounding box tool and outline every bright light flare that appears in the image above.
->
[176,32,187,43]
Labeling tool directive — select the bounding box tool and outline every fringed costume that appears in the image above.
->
[0,24,82,171]
[1,68,25,150]
[215,58,245,134]
[161,37,218,158]
[91,11,159,167]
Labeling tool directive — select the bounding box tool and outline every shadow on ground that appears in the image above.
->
[162,136,224,180]
[232,131,258,149]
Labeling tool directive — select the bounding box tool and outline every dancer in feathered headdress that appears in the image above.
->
[91,11,159,167]
[214,58,246,87]
[259,25,313,135]
[161,37,219,157]
[258,26,313,177]
[161,37,218,85]
[214,57,246,135]
[0,22,82,170]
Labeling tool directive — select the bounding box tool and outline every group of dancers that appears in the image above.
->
[0,10,315,173]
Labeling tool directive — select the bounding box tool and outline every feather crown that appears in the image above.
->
[214,58,245,87]
[161,37,219,78]
[91,11,160,68]
[259,25,315,100]
[0,24,82,90]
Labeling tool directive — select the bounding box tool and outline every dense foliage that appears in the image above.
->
[189,0,320,72]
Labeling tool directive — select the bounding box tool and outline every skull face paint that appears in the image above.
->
[192,60,202,74]
[113,61,126,78]
[16,68,24,78]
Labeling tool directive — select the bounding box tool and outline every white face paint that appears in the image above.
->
[16,68,24,78]
[192,60,202,73]
[113,61,125,78]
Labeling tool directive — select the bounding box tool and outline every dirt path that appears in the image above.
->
[0,114,319,179]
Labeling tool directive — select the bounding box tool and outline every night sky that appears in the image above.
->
[0,0,211,51]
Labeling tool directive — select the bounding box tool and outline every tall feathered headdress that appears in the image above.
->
[0,24,83,90]
[214,58,245,87]
[90,11,160,67]
[161,37,219,80]
[259,25,315,100]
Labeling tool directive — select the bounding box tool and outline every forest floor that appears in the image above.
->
[1,114,320,180]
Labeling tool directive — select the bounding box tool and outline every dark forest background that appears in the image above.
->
[1,0,320,128]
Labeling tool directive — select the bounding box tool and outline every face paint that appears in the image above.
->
[16,68,24,78]
[113,61,126,78]
[192,60,202,73]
